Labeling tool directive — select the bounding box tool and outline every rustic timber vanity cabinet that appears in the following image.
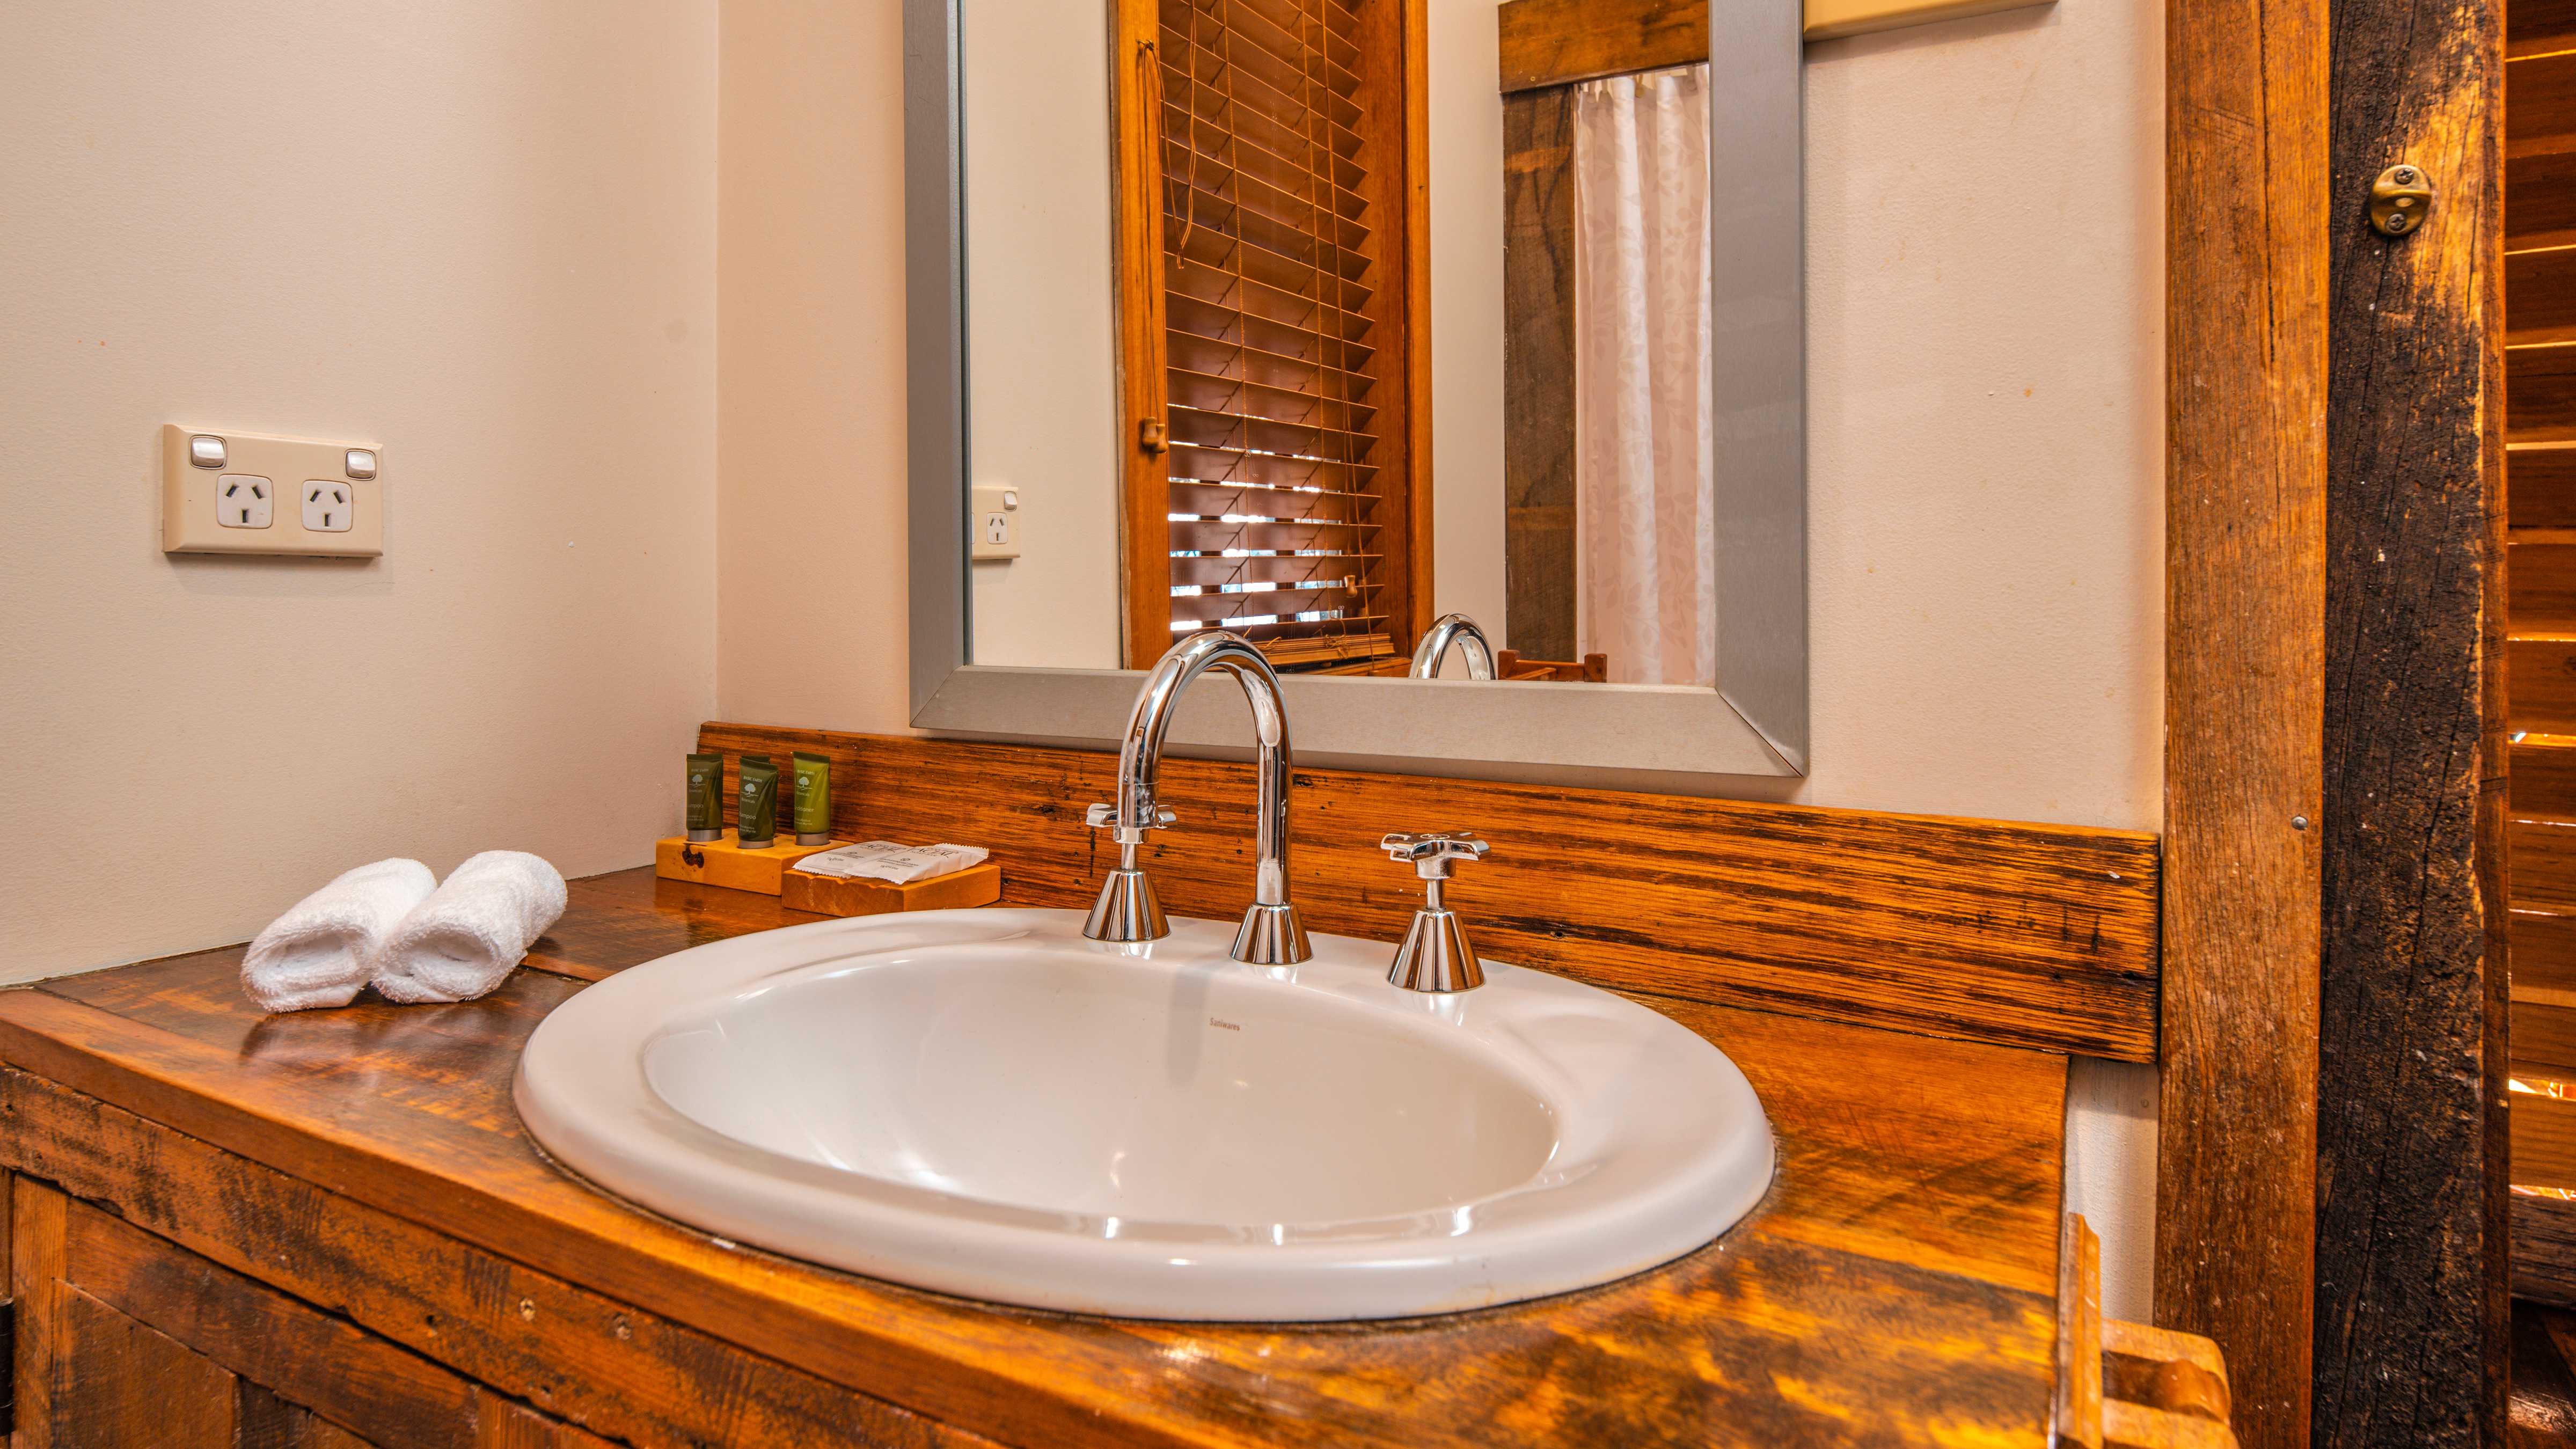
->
[0,731,2235,1448]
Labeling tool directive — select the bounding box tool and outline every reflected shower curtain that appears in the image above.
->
[1572,64,1715,687]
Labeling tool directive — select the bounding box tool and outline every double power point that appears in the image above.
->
[162,426,384,558]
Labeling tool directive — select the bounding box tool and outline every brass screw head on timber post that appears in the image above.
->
[2370,164,2433,237]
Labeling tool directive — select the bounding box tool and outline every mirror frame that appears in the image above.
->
[904,0,1806,786]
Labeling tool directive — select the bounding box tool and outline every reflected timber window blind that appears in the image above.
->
[1118,0,1423,671]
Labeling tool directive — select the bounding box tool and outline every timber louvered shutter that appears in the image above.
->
[1149,0,1401,669]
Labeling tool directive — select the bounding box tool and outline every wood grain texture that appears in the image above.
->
[2514,1192,2576,1306]
[11,1172,68,1447]
[2513,154,2576,251]
[2515,539,2576,628]
[2514,51,2576,157]
[2521,1095,2576,1192]
[2067,1215,2250,1448]
[2520,1000,2576,1076]
[62,1188,481,1449]
[2162,0,2327,1439]
[13,1137,970,1449]
[2505,1302,2576,1449]
[2104,1320,2236,1422]
[1,1071,2060,1449]
[0,871,2077,1449]
[49,1291,237,1449]
[1501,85,1577,661]
[1111,0,1166,671]
[2511,247,2576,343]
[2317,0,2507,1436]
[2512,0,2576,53]
[2523,816,2576,912]
[2515,346,2576,443]
[699,724,2162,1060]
[2517,643,2576,735]
[517,868,830,983]
[1398,0,1436,648]
[13,1177,617,1449]
[1498,0,1707,92]
[2520,905,2576,1006]
[2520,18,2576,1319]
[2518,736,2576,817]
[1491,648,1609,682]
[18,1174,403,1449]
[238,1385,379,1449]
[2059,1214,2107,1448]
[780,859,1002,917]
[2518,444,2576,528]
[650,834,836,895]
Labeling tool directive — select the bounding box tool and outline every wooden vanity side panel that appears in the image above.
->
[9,1175,624,1449]
[4,1093,998,1449]
[695,724,2163,1061]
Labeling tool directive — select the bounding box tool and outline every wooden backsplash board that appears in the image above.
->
[699,724,2160,1061]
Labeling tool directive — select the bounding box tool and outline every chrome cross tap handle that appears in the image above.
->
[1380,831,1491,992]
[1382,831,1491,870]
[1085,801,1176,840]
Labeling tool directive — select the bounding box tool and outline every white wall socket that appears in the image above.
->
[300,478,354,532]
[216,474,273,529]
[970,483,1020,561]
[162,425,383,558]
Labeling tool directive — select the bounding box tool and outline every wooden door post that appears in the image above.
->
[2161,0,2330,1446]
[2316,0,2508,1440]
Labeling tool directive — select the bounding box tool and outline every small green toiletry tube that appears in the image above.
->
[685,752,724,843]
[737,756,779,849]
[793,751,832,846]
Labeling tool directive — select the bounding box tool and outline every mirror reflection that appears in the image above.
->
[963,0,1720,685]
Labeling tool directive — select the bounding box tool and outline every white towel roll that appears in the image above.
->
[369,850,568,1005]
[240,858,437,1013]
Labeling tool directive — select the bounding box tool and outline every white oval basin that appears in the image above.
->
[514,908,1774,1321]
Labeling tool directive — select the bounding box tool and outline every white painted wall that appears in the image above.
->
[1803,0,2164,1319]
[717,0,912,733]
[1428,0,1513,638]
[0,1,719,982]
[960,0,1124,669]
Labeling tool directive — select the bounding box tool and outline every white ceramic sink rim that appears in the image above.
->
[514,908,1774,1321]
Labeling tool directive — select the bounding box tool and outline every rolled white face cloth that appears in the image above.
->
[370,850,569,1006]
[241,858,438,1013]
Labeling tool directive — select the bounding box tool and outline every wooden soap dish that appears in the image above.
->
[654,836,841,896]
[784,861,1003,918]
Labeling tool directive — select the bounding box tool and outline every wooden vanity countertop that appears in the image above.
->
[0,868,2075,1448]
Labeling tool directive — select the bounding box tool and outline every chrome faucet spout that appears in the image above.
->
[1083,631,1311,965]
[1409,613,1497,679]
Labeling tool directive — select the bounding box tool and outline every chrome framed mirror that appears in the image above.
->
[905,0,1804,786]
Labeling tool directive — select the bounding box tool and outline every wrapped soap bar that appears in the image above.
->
[792,841,989,885]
